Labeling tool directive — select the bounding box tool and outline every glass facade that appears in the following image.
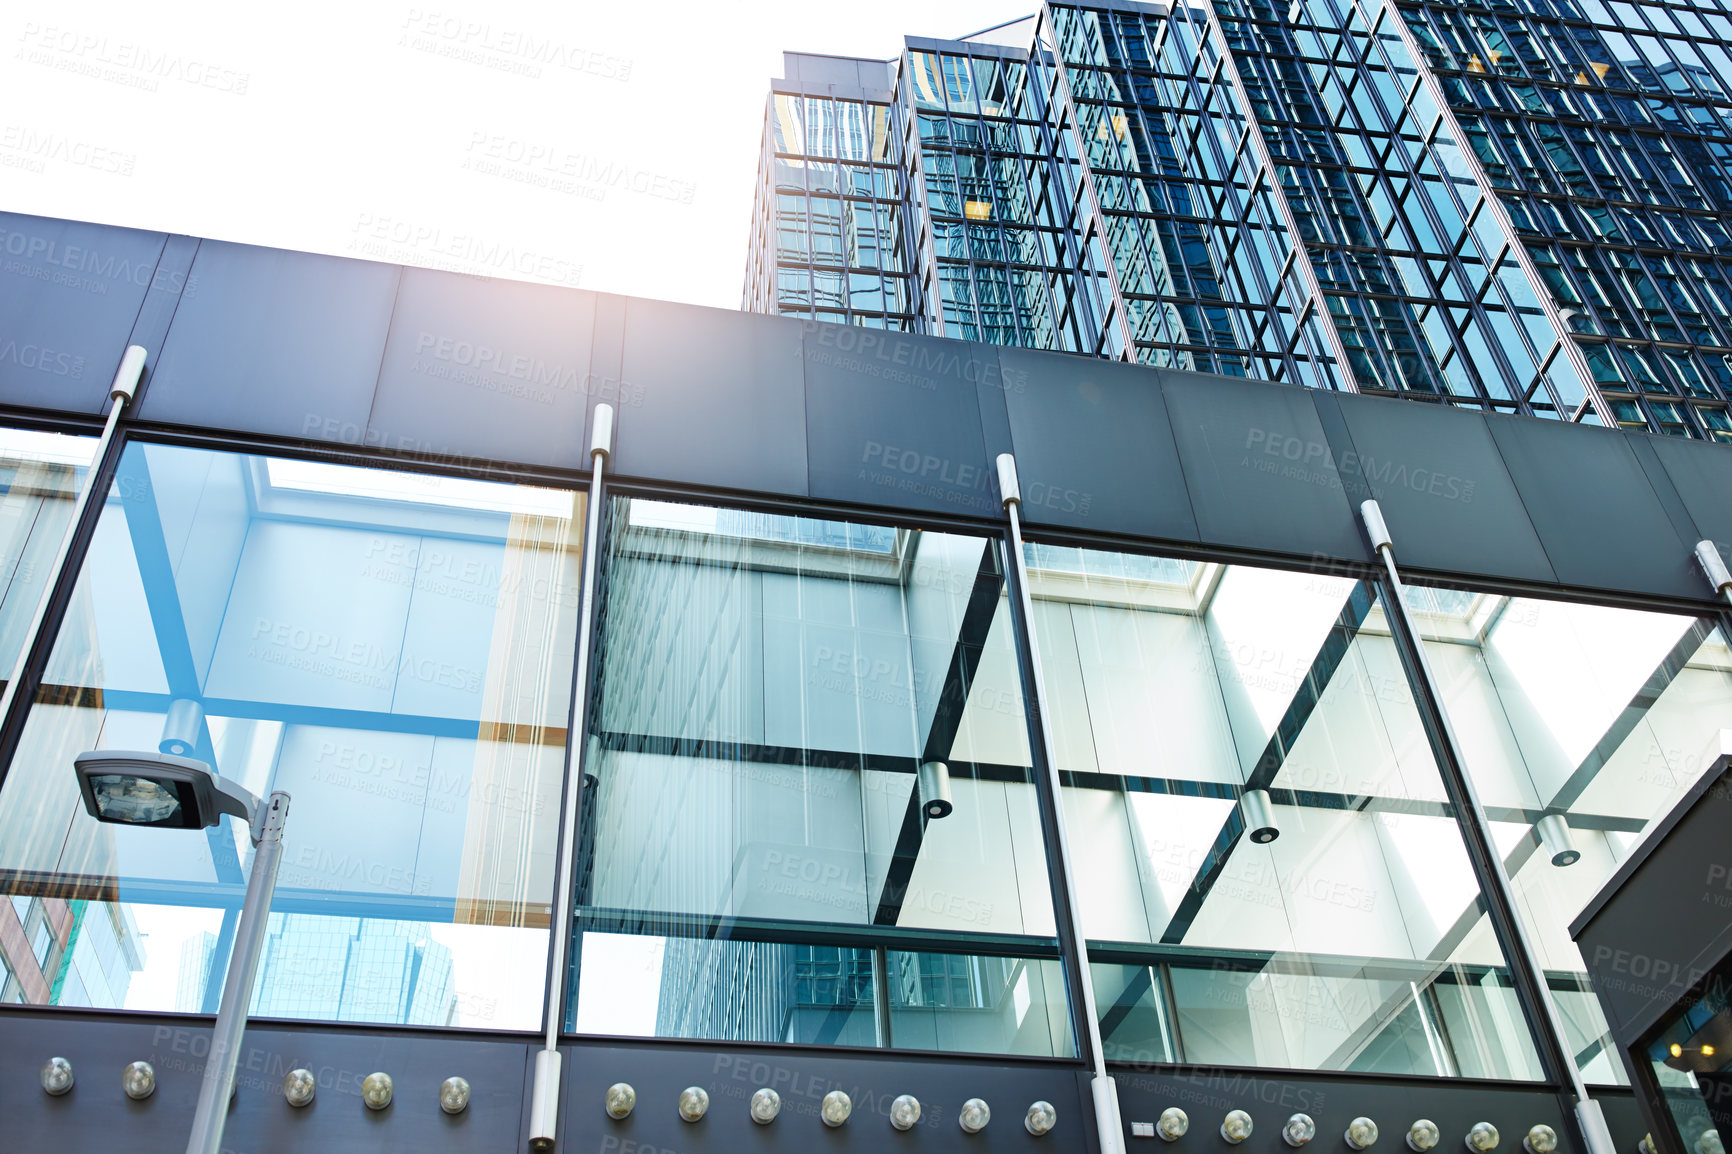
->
[1026,544,1542,1076]
[0,425,1720,1082]
[0,441,584,1030]
[744,0,1732,434]
[568,497,1074,1056]
[1408,583,1732,1083]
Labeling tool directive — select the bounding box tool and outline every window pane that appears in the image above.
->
[1027,544,1544,1078]
[570,497,1069,1057]
[0,428,98,676]
[1412,586,1732,1085]
[0,442,583,1030]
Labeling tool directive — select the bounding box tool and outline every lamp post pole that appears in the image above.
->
[185,790,291,1154]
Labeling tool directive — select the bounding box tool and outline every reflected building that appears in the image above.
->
[747,0,1732,436]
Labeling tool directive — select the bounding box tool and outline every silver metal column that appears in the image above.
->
[1695,540,1732,608]
[997,454,1126,1154]
[186,791,290,1154]
[529,403,615,1154]
[0,345,145,741]
[1359,499,1614,1154]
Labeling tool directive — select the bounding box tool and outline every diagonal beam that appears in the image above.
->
[874,544,1005,926]
[1316,834,1541,1072]
[1160,581,1379,944]
[1546,616,1717,812]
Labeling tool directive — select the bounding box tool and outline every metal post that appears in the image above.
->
[186,790,290,1154]
[0,346,145,766]
[1695,540,1732,608]
[1359,500,1614,1154]
[529,404,615,1154]
[996,454,1125,1154]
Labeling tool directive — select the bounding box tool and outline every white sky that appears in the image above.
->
[0,0,1030,309]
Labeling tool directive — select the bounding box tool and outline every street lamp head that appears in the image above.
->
[74,750,261,839]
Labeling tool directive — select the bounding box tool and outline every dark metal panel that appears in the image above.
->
[1647,435,1732,577]
[365,269,597,470]
[0,1012,529,1154]
[138,241,400,442]
[0,212,167,414]
[125,235,202,410]
[803,323,998,519]
[1111,1068,1570,1154]
[1574,759,1732,1041]
[1328,392,1556,584]
[1000,348,1199,543]
[560,1040,1089,1152]
[612,298,808,496]
[1157,372,1367,561]
[1485,417,1700,599]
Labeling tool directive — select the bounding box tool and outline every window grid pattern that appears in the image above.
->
[1401,0,1732,435]
[743,93,916,330]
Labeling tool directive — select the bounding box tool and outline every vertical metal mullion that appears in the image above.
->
[997,454,1125,1154]
[529,405,615,1153]
[1361,500,1608,1154]
[0,347,145,794]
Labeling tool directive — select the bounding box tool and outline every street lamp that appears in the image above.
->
[74,746,289,1154]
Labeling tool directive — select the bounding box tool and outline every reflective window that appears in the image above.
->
[0,428,98,677]
[1411,584,1732,1085]
[569,497,1071,1057]
[1026,545,1544,1078]
[0,442,584,1030]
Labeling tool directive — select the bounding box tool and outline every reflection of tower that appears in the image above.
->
[241,915,457,1026]
[655,937,798,1042]
[0,896,145,1008]
[456,505,583,929]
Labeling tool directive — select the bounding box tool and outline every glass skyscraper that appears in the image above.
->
[746,0,1732,437]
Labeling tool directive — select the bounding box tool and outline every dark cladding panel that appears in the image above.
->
[140,241,399,440]
[1157,372,1367,561]
[0,213,167,414]
[561,1041,1088,1152]
[613,298,807,496]
[804,323,998,519]
[0,1013,529,1154]
[1647,435,1732,579]
[1000,348,1198,542]
[1330,393,1555,583]
[1486,417,1700,599]
[1575,761,1732,1041]
[367,269,596,469]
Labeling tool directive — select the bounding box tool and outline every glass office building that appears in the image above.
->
[4,203,1732,1152]
[746,0,1732,435]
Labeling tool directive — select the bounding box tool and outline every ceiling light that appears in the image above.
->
[1348,1118,1381,1149]
[1026,1101,1057,1136]
[1704,1044,1717,1058]
[678,1086,708,1122]
[1285,1113,1316,1146]
[1408,1120,1441,1151]
[1240,789,1280,843]
[362,1072,393,1111]
[1466,1123,1500,1152]
[41,1057,74,1096]
[891,1094,922,1131]
[439,1077,470,1116]
[1536,813,1580,867]
[822,1090,852,1127]
[1223,1110,1255,1143]
[1525,1126,1557,1154]
[919,760,953,821]
[122,1061,156,1101]
[283,1069,316,1108]
[751,1088,781,1124]
[1159,1107,1189,1141]
[605,1083,636,1120]
[960,1098,991,1134]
